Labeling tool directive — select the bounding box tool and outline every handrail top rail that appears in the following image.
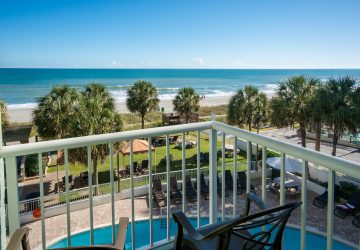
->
[1,120,360,179]
[212,121,360,179]
[0,121,212,157]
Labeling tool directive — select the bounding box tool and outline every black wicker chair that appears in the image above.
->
[173,194,301,250]
[312,184,340,209]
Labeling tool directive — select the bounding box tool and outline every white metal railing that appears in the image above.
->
[0,120,360,250]
[17,167,211,216]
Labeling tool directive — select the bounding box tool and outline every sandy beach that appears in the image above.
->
[7,96,232,123]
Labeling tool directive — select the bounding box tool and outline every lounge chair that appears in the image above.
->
[170,176,182,205]
[313,184,340,209]
[352,214,360,228]
[153,178,166,207]
[200,173,209,200]
[217,174,229,197]
[141,160,149,174]
[80,171,88,185]
[334,189,360,219]
[185,175,197,202]
[224,170,242,195]
[6,217,129,250]
[169,135,179,144]
[237,171,255,193]
[172,199,301,250]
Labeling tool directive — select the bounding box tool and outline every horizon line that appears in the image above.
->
[1,67,360,70]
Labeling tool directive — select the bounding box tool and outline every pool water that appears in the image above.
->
[49,218,354,250]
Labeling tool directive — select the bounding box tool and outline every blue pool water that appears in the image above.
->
[49,218,354,250]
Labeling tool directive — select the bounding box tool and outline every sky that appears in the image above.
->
[0,0,359,69]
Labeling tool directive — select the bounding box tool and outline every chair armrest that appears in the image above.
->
[173,212,205,241]
[242,192,268,216]
[6,227,30,250]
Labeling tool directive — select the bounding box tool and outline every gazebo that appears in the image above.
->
[118,139,156,177]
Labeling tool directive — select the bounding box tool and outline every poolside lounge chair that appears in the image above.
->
[170,176,182,205]
[153,178,166,207]
[169,135,179,144]
[352,214,360,228]
[334,189,360,219]
[200,173,209,200]
[185,175,197,202]
[172,200,301,250]
[237,171,255,193]
[312,184,340,209]
[80,171,88,185]
[217,174,229,197]
[6,217,129,250]
[141,160,149,174]
[224,170,242,195]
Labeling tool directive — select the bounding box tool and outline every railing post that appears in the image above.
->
[0,115,5,250]
[148,137,153,247]
[87,146,94,245]
[301,160,308,250]
[280,153,286,205]
[327,170,335,250]
[221,133,225,221]
[261,147,267,204]
[209,116,218,224]
[196,131,201,228]
[4,156,20,236]
[130,140,135,250]
[181,132,186,212]
[233,136,237,218]
[38,153,46,250]
[246,141,252,193]
[109,143,116,244]
[165,135,171,240]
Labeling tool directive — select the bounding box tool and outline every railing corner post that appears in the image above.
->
[209,126,218,223]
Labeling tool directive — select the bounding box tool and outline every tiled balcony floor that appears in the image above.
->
[25,179,359,249]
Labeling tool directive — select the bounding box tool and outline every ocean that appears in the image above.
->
[0,68,359,109]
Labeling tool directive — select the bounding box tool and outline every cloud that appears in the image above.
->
[232,59,244,66]
[192,57,204,65]
[111,60,123,66]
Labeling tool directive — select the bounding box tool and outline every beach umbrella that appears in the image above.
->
[266,157,302,173]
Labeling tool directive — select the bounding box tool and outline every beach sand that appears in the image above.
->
[7,96,232,123]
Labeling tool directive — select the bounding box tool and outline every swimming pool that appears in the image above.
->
[49,218,354,250]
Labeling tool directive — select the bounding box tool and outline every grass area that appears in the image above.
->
[198,105,228,116]
[47,131,251,184]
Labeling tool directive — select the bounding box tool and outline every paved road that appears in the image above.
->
[260,128,360,164]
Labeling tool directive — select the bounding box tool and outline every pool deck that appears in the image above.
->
[26,179,359,249]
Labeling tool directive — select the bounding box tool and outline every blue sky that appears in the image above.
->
[0,0,359,69]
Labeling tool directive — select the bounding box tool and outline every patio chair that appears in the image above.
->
[237,171,255,193]
[141,160,149,174]
[169,135,179,144]
[153,178,166,207]
[170,176,183,205]
[352,214,360,228]
[172,200,301,250]
[312,184,341,209]
[334,189,360,219]
[185,175,197,202]
[6,217,129,250]
[217,174,229,197]
[224,170,242,195]
[80,171,88,185]
[200,173,209,200]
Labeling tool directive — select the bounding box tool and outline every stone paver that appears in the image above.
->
[25,179,359,249]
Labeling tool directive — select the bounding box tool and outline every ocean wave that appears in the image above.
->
[8,103,37,109]
[262,83,278,94]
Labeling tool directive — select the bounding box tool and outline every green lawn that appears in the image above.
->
[47,131,277,184]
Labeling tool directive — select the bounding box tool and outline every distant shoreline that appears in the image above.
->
[7,96,236,123]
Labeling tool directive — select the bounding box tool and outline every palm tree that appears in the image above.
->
[227,86,260,131]
[270,76,318,147]
[322,77,360,156]
[33,85,80,139]
[310,83,328,151]
[173,87,200,123]
[228,86,268,169]
[0,100,8,129]
[126,80,159,129]
[73,83,123,186]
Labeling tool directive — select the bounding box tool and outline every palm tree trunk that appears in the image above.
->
[255,124,260,171]
[248,123,251,132]
[315,121,321,151]
[141,115,145,129]
[332,127,338,156]
[300,123,306,147]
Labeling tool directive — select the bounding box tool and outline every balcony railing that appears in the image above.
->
[1,120,360,250]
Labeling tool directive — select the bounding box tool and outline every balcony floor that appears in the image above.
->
[25,179,359,249]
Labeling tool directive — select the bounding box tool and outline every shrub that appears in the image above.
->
[25,154,46,177]
[339,181,359,199]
